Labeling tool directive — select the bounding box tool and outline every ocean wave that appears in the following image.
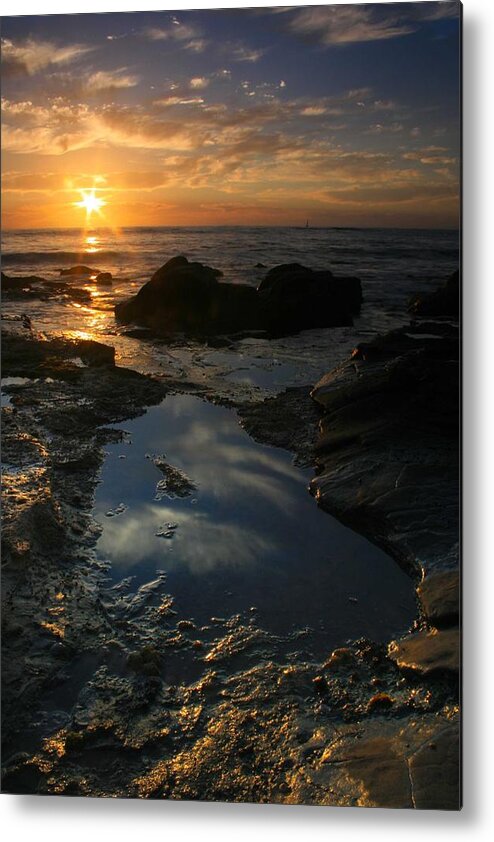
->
[1,250,124,266]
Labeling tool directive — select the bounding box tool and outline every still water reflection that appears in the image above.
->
[95,395,416,656]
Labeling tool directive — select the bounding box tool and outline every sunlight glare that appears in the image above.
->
[75,189,106,219]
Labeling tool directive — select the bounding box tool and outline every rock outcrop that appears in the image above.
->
[115,255,362,338]
[258,262,362,334]
[408,269,460,318]
[1,271,91,303]
[60,265,99,276]
[95,272,113,285]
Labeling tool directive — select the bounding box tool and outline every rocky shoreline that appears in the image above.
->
[1,266,459,808]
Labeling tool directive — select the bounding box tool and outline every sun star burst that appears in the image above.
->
[75,189,106,218]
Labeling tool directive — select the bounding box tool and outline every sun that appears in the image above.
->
[75,189,106,219]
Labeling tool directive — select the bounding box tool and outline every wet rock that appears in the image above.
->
[127,645,161,677]
[408,723,460,809]
[153,456,196,499]
[1,333,115,379]
[1,272,91,303]
[367,692,394,712]
[312,675,328,695]
[177,620,196,632]
[418,570,459,625]
[1,271,47,290]
[409,270,460,318]
[310,321,459,579]
[258,263,362,335]
[238,386,321,466]
[60,265,100,276]
[95,272,113,286]
[324,733,414,808]
[388,627,460,675]
[115,255,362,339]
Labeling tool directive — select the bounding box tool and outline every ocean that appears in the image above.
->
[1,226,460,400]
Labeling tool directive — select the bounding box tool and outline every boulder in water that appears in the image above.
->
[95,272,113,286]
[115,255,261,335]
[115,255,362,338]
[258,263,362,334]
[408,270,459,318]
[60,265,99,277]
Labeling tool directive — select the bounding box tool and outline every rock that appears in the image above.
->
[127,645,161,676]
[115,256,361,338]
[95,272,113,285]
[409,269,459,318]
[1,333,115,379]
[408,724,460,809]
[115,256,231,334]
[310,321,459,579]
[418,570,459,625]
[388,627,460,674]
[315,714,460,809]
[153,456,196,499]
[1,272,91,303]
[326,734,414,808]
[258,263,362,334]
[1,271,46,291]
[367,692,394,712]
[60,265,99,276]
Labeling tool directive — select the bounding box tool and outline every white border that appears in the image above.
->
[2,0,494,838]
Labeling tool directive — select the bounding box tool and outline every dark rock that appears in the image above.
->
[409,270,460,318]
[388,628,460,675]
[409,724,460,809]
[310,322,459,578]
[418,570,460,626]
[115,256,231,334]
[1,272,91,303]
[115,256,361,339]
[60,265,99,276]
[95,272,113,285]
[1,271,46,291]
[258,263,362,335]
[1,333,115,379]
[367,692,394,712]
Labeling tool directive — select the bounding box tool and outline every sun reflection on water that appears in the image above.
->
[85,235,100,253]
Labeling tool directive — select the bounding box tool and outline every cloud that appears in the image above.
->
[274,2,459,48]
[85,69,140,94]
[407,1,461,22]
[184,39,208,53]
[229,44,267,63]
[366,122,405,135]
[282,5,416,47]
[142,16,206,52]
[189,77,209,90]
[1,37,94,76]
[402,146,457,166]
[154,96,205,108]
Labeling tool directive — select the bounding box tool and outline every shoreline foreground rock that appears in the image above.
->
[1,266,460,807]
[239,272,460,809]
[115,255,362,338]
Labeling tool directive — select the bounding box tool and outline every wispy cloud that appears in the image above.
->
[275,2,459,48]
[189,77,209,90]
[1,37,94,76]
[142,15,205,48]
[84,69,140,94]
[229,44,267,63]
[282,6,415,47]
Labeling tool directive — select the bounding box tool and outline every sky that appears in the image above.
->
[1,2,461,229]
